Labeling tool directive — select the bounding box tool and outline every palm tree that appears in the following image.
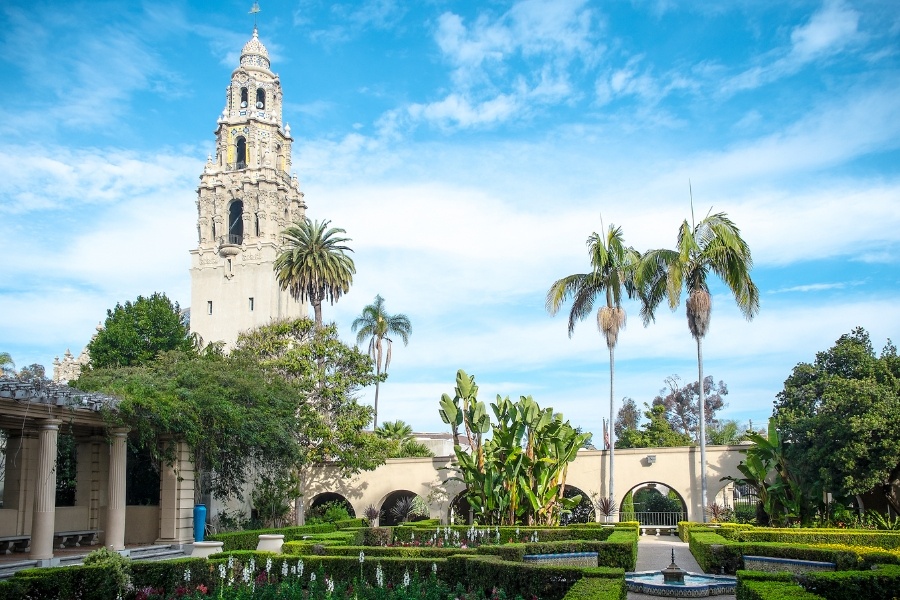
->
[637,208,759,519]
[274,218,356,328]
[546,223,640,512]
[375,419,414,441]
[352,295,412,428]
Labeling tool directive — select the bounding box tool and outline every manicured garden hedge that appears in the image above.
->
[736,528,900,549]
[1,522,638,599]
[736,565,900,600]
[208,523,338,551]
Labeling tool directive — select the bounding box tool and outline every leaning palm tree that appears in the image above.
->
[274,218,356,328]
[546,223,640,513]
[637,207,759,519]
[352,295,412,428]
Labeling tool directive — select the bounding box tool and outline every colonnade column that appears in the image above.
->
[30,419,61,561]
[106,428,129,551]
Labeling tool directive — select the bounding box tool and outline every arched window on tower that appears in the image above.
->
[236,137,247,169]
[229,201,244,245]
[255,214,260,237]
[256,89,265,109]
[240,87,248,108]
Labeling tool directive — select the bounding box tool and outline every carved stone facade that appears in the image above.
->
[189,27,307,349]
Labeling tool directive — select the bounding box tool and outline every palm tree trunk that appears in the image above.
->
[373,379,381,430]
[313,301,323,328]
[608,345,616,518]
[696,335,708,521]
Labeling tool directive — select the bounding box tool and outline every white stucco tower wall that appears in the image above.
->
[190,27,306,349]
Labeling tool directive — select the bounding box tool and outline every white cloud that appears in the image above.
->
[724,0,861,93]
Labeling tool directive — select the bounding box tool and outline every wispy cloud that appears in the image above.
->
[723,0,862,93]
[295,0,407,44]
[770,281,864,294]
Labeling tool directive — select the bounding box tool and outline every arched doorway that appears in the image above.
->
[308,492,356,523]
[560,485,595,525]
[448,491,472,525]
[621,481,686,526]
[380,490,428,526]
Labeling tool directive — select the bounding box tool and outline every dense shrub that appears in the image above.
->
[737,529,900,550]
[798,564,900,600]
[737,580,825,600]
[208,523,337,551]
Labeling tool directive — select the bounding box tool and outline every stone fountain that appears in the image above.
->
[625,547,736,597]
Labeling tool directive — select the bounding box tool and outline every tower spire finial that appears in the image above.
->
[249,2,261,29]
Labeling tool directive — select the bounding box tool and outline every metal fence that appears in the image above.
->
[620,511,685,526]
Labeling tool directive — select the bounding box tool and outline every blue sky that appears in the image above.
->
[2,0,898,438]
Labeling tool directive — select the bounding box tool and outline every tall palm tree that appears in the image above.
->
[637,208,759,519]
[352,294,412,428]
[546,223,640,512]
[274,218,356,328]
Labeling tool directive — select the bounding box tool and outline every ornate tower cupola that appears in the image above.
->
[189,26,307,349]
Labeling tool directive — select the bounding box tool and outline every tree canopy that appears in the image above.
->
[773,327,900,515]
[75,351,299,502]
[652,375,727,442]
[274,219,355,328]
[616,403,693,449]
[87,292,192,368]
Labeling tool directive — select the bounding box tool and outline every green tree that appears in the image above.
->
[617,403,693,449]
[274,218,356,328]
[638,208,759,516]
[375,420,433,458]
[614,397,640,438]
[707,420,749,445]
[546,223,640,512]
[87,293,192,368]
[652,375,728,441]
[0,352,15,377]
[232,318,391,523]
[773,328,900,516]
[439,369,590,525]
[76,351,299,502]
[352,294,412,428]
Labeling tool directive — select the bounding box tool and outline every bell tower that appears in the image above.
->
[189,27,306,349]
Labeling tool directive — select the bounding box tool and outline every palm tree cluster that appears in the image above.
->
[546,206,759,521]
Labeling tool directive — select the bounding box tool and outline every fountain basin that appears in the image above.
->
[625,571,736,597]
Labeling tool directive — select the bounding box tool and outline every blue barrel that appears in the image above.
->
[193,504,207,542]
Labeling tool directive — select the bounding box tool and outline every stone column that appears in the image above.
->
[30,419,61,561]
[106,428,129,551]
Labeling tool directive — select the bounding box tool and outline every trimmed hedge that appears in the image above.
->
[798,564,900,600]
[0,563,127,600]
[737,529,900,550]
[563,573,627,600]
[208,523,338,551]
[737,579,825,600]
[689,530,869,574]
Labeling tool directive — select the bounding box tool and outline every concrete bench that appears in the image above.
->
[54,530,101,549]
[0,535,30,554]
[639,526,677,536]
[744,555,836,574]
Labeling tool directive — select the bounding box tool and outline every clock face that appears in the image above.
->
[231,129,238,136]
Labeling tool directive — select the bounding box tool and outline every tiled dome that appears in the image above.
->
[240,27,270,69]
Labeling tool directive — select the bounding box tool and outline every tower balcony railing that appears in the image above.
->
[226,161,248,171]
[218,234,243,246]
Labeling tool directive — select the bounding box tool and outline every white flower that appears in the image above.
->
[359,551,365,563]
[403,569,410,588]
[249,558,256,573]
[183,568,191,583]
[376,563,384,588]
[299,560,304,577]
[326,577,334,593]
[228,556,235,569]
[432,562,438,575]
[266,558,272,573]
[218,564,226,579]
[310,572,316,583]
[242,566,251,584]
[282,561,288,577]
